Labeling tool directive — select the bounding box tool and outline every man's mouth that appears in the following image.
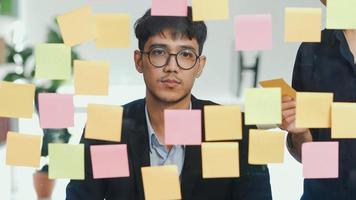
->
[160,78,181,87]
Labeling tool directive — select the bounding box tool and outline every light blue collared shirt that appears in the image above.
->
[145,104,191,175]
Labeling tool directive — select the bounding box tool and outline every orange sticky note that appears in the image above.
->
[74,60,110,96]
[204,105,242,141]
[201,142,239,178]
[0,81,35,118]
[85,104,123,142]
[296,92,333,128]
[57,5,95,46]
[95,14,130,48]
[141,165,181,200]
[284,8,322,42]
[248,129,285,164]
[331,103,356,139]
[192,0,229,21]
[6,132,42,167]
[259,78,296,99]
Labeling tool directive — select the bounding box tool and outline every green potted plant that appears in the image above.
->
[1,20,79,199]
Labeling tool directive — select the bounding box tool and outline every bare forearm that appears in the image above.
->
[287,129,313,163]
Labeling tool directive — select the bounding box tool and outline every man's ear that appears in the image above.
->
[134,50,144,73]
[195,56,206,78]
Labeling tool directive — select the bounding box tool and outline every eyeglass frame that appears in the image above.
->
[140,48,201,70]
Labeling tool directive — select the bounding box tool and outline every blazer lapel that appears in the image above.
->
[181,145,202,198]
[124,99,150,199]
[180,95,208,198]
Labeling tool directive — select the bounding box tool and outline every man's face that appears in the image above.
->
[134,29,206,104]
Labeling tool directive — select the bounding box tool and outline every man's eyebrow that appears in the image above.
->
[179,45,197,52]
[148,44,168,49]
[147,44,198,52]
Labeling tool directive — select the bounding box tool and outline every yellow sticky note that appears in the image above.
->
[0,81,35,118]
[49,144,84,180]
[332,103,356,138]
[201,142,239,178]
[296,92,333,128]
[57,5,95,46]
[327,0,356,29]
[248,129,285,165]
[141,165,181,200]
[74,60,109,96]
[284,8,322,42]
[204,105,242,141]
[6,132,42,167]
[245,88,282,125]
[95,14,130,48]
[260,78,296,99]
[85,104,123,142]
[192,0,229,21]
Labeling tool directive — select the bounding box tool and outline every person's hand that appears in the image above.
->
[279,95,308,134]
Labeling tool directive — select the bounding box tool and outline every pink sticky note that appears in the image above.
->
[38,93,74,128]
[164,110,201,145]
[234,14,272,51]
[90,144,130,179]
[151,0,188,16]
[302,142,339,179]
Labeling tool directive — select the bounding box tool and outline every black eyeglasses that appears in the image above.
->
[140,47,200,70]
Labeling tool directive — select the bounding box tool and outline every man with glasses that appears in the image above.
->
[66,7,272,200]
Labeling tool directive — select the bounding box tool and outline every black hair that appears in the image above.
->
[134,6,207,55]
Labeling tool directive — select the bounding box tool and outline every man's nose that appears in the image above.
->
[163,54,179,72]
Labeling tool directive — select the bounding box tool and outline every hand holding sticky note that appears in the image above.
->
[259,78,296,99]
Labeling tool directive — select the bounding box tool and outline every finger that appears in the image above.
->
[282,95,293,102]
[282,108,296,119]
[282,101,296,110]
[284,115,295,125]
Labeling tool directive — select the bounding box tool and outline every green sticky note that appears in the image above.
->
[35,44,71,80]
[48,144,84,180]
[326,0,356,29]
[245,88,282,125]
